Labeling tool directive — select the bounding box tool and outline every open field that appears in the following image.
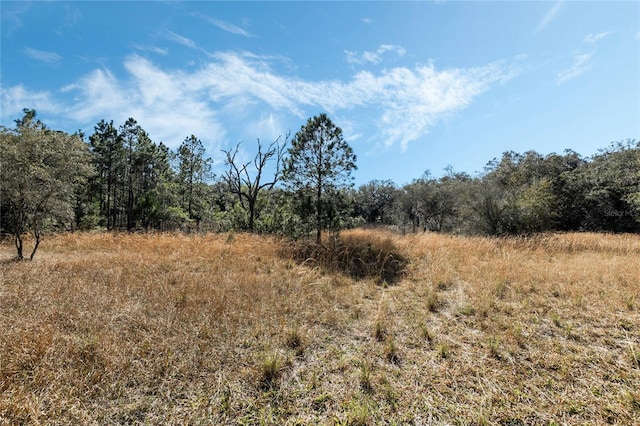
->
[1,230,639,425]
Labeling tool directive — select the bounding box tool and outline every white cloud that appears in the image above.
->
[190,52,514,149]
[132,44,169,55]
[2,52,517,152]
[166,31,197,49]
[63,68,129,122]
[0,85,60,119]
[583,32,610,43]
[362,18,373,25]
[556,52,592,85]
[2,1,31,33]
[208,18,252,37]
[534,1,563,34]
[38,56,222,152]
[345,44,406,65]
[64,3,82,27]
[369,62,513,149]
[24,47,62,63]
[243,112,286,143]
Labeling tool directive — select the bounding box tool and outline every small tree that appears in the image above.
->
[283,114,357,243]
[222,135,288,231]
[0,109,91,260]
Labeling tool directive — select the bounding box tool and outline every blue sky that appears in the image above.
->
[1,1,639,186]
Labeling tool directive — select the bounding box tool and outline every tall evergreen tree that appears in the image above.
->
[88,119,124,229]
[283,114,357,243]
[177,135,212,228]
[118,118,171,230]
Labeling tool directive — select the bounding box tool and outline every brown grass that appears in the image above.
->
[1,230,638,424]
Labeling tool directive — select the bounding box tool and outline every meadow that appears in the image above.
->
[1,230,638,425]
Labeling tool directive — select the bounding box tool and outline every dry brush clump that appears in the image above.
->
[1,230,639,424]
[285,229,409,284]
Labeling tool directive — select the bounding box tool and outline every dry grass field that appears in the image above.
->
[1,230,639,425]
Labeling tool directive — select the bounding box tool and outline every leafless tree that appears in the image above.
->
[222,134,289,231]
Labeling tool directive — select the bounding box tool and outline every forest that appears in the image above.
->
[1,108,639,259]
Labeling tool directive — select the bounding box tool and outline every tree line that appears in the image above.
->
[1,108,638,259]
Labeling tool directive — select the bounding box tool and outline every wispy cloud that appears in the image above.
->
[345,44,406,65]
[132,44,169,56]
[1,1,31,33]
[166,31,197,49]
[534,1,563,34]
[61,57,226,150]
[208,18,253,37]
[64,3,82,27]
[24,47,62,63]
[362,18,373,25]
[2,52,518,152]
[583,32,610,43]
[165,30,216,58]
[556,52,592,85]
[0,85,61,120]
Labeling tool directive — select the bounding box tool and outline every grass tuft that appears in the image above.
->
[358,363,374,394]
[385,338,401,364]
[419,322,434,344]
[427,291,443,313]
[374,320,386,342]
[259,352,283,391]
[437,343,451,360]
[285,326,303,350]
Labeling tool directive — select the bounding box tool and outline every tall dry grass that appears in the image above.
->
[1,230,638,424]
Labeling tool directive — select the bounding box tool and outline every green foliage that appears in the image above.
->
[87,118,180,231]
[177,134,213,227]
[515,178,557,232]
[3,108,637,238]
[0,109,92,259]
[577,140,640,232]
[88,119,123,230]
[284,114,357,243]
[354,179,397,224]
[252,189,305,236]
[460,145,640,235]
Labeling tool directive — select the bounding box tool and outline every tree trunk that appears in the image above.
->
[29,228,41,260]
[248,198,256,232]
[14,233,23,260]
[316,181,322,244]
[127,185,134,231]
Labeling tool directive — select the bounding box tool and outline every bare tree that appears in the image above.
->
[222,134,288,231]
